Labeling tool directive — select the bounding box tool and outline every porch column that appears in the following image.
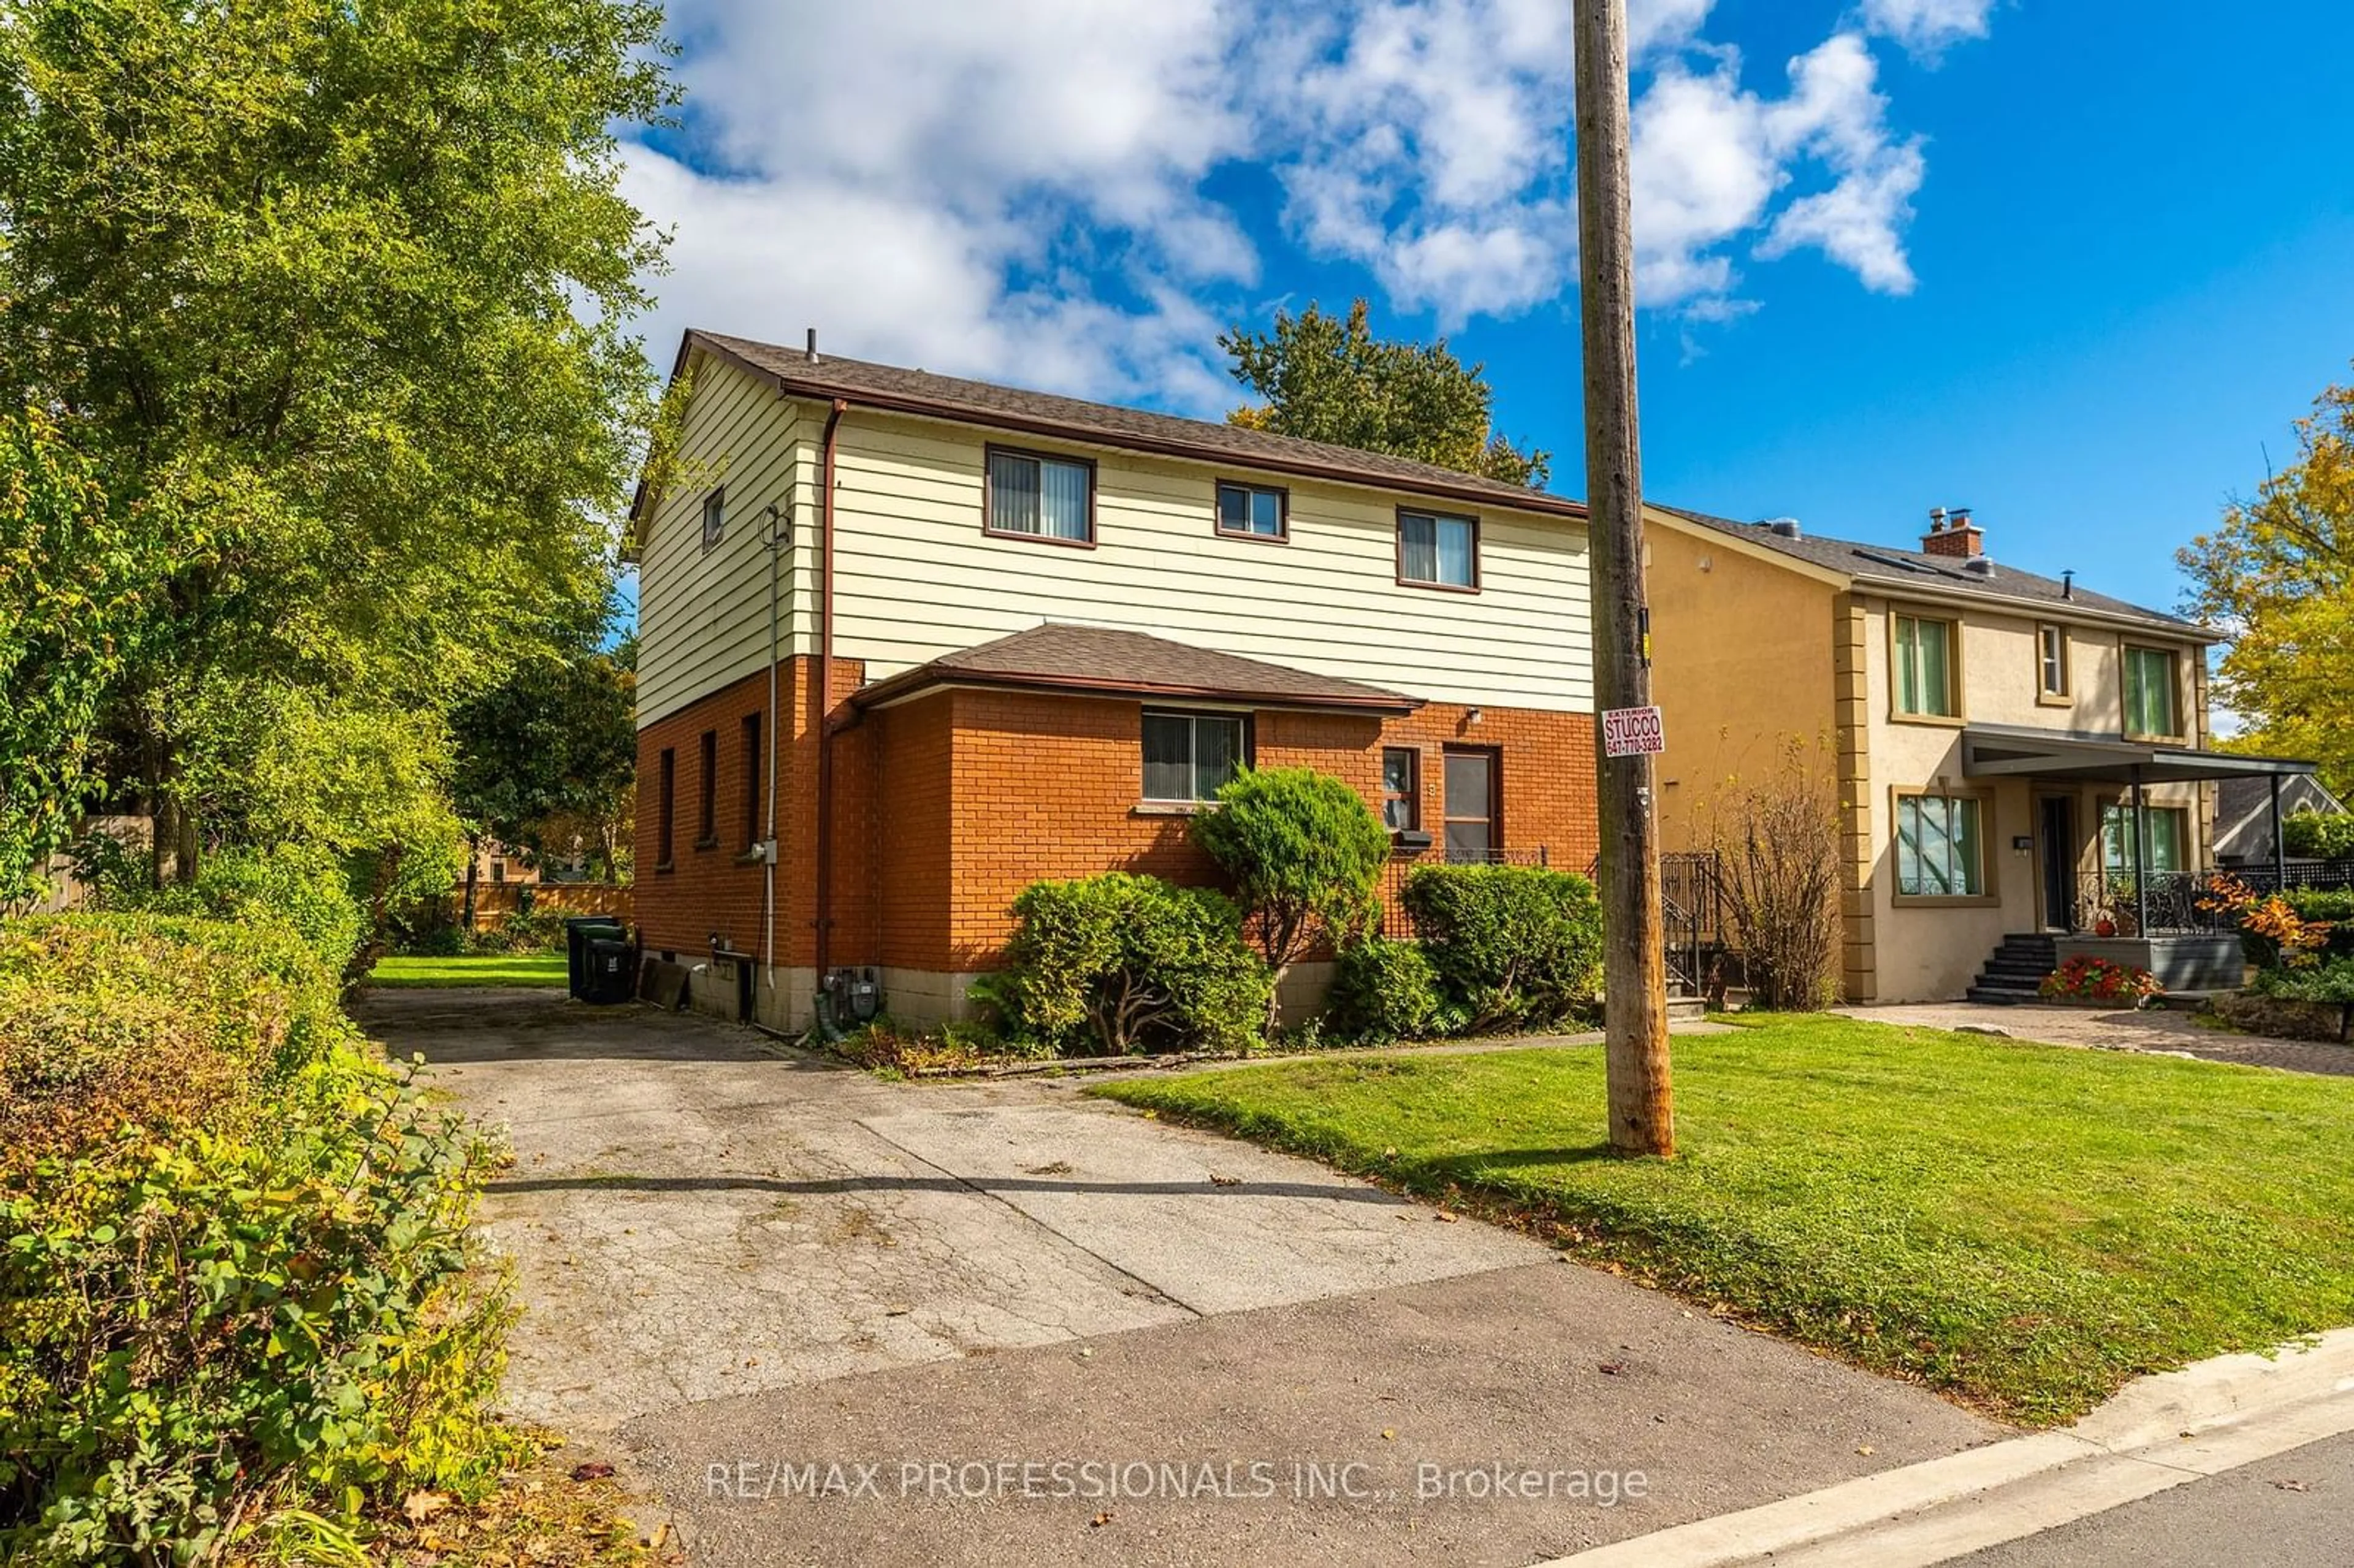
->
[2130,764,2148,935]
[2270,774,2287,886]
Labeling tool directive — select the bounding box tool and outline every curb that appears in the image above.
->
[1545,1326,2354,1568]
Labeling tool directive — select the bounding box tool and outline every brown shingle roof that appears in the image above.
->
[1655,506,2208,636]
[687,330,1585,520]
[847,624,1423,715]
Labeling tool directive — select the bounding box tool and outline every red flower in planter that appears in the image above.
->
[2038,955,2160,1006]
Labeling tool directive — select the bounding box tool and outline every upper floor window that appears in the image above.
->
[1896,793,1984,897]
[986,446,1094,545]
[1381,747,1420,832]
[1141,709,1247,803]
[2037,623,2070,700]
[2123,645,2179,738]
[701,487,725,552]
[1398,509,1478,590]
[1894,614,1958,718]
[1216,481,1287,541]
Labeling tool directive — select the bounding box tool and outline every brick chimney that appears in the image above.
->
[1922,506,1984,558]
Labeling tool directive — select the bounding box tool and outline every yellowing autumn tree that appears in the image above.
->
[2179,372,2354,793]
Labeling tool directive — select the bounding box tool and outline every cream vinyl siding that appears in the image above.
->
[821,406,1591,711]
[636,352,810,726]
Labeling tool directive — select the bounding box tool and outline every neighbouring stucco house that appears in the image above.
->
[628,330,1601,1031]
[1645,505,2314,1002]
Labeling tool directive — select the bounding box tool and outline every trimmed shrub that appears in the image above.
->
[1327,937,1449,1043]
[0,915,512,1564]
[2282,810,2354,861]
[1191,767,1392,1018]
[986,873,1272,1056]
[1402,863,1604,1031]
[2249,956,2354,1005]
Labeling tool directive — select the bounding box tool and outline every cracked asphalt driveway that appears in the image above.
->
[362,988,1540,1431]
[363,989,2000,1567]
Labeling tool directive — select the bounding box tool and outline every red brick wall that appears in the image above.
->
[638,661,1601,980]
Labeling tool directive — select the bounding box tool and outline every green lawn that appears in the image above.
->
[1095,1016,2354,1423]
[368,953,568,988]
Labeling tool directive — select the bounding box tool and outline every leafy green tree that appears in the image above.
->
[1220,299,1550,487]
[0,408,152,906]
[2181,373,2354,793]
[448,633,636,921]
[1192,766,1393,1027]
[0,0,675,882]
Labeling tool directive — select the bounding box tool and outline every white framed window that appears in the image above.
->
[1141,709,1248,802]
[986,446,1095,544]
[1398,508,1478,590]
[1897,793,1984,897]
[2037,623,2069,699]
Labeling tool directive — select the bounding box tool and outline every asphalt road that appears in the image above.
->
[1956,1430,2354,1567]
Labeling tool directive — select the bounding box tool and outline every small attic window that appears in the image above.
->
[701,487,726,552]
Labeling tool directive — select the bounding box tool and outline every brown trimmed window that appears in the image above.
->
[1141,709,1249,803]
[985,446,1095,544]
[656,747,676,869]
[1381,747,1420,831]
[696,729,717,848]
[740,712,763,850]
[1216,481,1287,540]
[1399,508,1478,589]
[1441,747,1499,862]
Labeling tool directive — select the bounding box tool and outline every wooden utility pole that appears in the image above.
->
[1574,0,1674,1157]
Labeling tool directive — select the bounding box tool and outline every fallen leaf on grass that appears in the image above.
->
[403,1491,454,1524]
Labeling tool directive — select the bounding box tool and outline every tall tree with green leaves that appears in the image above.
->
[0,407,153,905]
[2179,371,2354,794]
[448,631,636,921]
[1220,299,1550,487]
[0,0,676,884]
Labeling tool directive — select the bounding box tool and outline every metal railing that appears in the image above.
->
[1377,845,1550,940]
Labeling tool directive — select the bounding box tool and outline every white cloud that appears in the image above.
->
[1857,0,1997,56]
[620,0,1986,405]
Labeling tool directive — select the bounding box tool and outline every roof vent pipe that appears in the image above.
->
[1963,555,1996,577]
[806,327,820,365]
[1765,517,1802,539]
[1928,506,1948,532]
[2061,569,2075,601]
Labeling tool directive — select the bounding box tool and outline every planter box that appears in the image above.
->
[2209,991,2353,1045]
[2054,934,2243,994]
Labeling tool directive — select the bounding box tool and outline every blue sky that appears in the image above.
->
[617,0,2354,622]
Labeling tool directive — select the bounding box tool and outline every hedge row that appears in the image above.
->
[0,915,511,1564]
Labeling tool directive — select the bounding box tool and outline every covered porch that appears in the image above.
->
[1962,725,2320,991]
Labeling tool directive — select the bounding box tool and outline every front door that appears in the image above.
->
[2038,795,2078,932]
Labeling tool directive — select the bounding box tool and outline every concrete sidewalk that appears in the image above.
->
[1839,1002,2354,1077]
[364,989,2002,1566]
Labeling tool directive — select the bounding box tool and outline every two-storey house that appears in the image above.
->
[630,330,1601,1030]
[1645,506,2310,1002]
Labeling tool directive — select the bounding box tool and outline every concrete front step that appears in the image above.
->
[1964,986,2043,1006]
